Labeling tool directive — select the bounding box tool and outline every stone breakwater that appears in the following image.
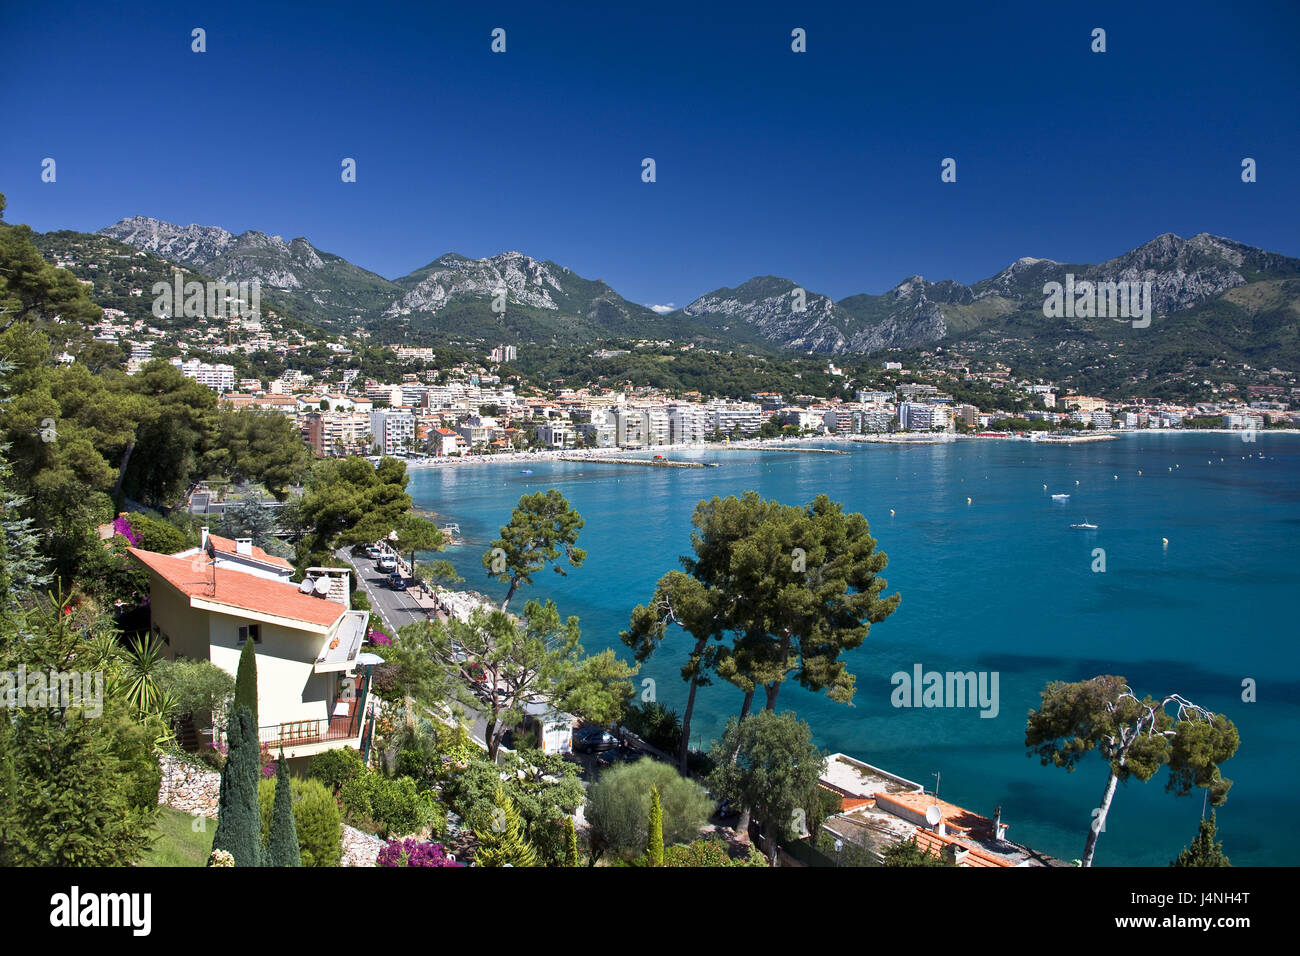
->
[155,753,381,866]
[558,455,705,468]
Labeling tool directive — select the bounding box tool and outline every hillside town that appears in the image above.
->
[77,299,1297,456]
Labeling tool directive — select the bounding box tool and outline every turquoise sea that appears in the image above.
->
[408,434,1300,866]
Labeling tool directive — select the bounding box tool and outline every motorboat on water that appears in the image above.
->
[1070,521,1098,530]
[1051,493,1070,500]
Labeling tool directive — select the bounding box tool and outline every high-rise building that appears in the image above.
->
[369,409,416,456]
[898,402,934,431]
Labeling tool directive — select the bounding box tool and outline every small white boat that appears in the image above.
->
[1051,493,1070,500]
[1070,521,1098,530]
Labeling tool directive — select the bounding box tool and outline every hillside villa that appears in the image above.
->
[129,532,378,766]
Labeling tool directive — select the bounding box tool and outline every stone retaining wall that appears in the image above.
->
[156,753,380,867]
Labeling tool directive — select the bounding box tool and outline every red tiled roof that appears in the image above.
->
[876,792,993,836]
[129,548,344,628]
[910,828,1011,868]
[204,533,293,570]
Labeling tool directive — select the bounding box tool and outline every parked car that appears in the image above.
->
[377,554,396,572]
[364,545,381,559]
[389,572,407,590]
[597,747,644,767]
[575,729,619,753]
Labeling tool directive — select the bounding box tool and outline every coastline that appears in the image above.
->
[401,427,1297,470]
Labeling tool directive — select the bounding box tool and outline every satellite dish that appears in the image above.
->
[314,577,331,596]
[925,805,943,827]
[298,579,315,594]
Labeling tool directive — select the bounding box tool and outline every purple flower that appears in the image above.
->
[376,838,463,867]
[367,629,392,647]
[112,515,141,548]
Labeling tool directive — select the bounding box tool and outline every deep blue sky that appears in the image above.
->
[2,1,1297,309]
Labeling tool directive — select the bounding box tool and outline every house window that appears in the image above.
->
[238,624,261,644]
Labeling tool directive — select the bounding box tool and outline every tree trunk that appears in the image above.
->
[764,682,781,711]
[734,806,752,844]
[677,639,708,772]
[486,709,501,761]
[678,673,700,772]
[112,436,136,507]
[739,688,754,721]
[500,578,518,612]
[1081,769,1119,867]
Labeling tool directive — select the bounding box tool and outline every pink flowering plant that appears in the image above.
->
[112,514,141,547]
[376,838,463,867]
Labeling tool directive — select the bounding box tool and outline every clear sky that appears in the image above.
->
[2,0,1296,309]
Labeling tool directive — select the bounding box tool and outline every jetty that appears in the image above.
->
[716,445,848,455]
[558,456,707,468]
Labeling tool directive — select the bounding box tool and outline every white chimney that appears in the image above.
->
[200,526,209,551]
[235,537,253,556]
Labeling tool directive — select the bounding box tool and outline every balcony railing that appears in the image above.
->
[259,671,372,750]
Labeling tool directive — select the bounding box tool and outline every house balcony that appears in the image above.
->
[259,672,372,760]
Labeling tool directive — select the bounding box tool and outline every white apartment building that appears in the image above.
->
[668,404,710,444]
[369,409,416,456]
[611,406,647,447]
[456,414,498,448]
[170,357,235,393]
[708,401,763,438]
[898,402,934,431]
[643,407,671,446]
[535,421,575,448]
[857,407,893,433]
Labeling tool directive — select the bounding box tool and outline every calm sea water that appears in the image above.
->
[408,434,1300,866]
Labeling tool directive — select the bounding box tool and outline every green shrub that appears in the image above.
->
[258,776,343,867]
[585,759,712,863]
[126,511,190,555]
[156,658,234,730]
[662,838,768,867]
[308,746,366,793]
[339,770,441,840]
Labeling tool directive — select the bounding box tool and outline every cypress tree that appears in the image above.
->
[564,817,579,867]
[1172,811,1231,867]
[211,705,263,867]
[234,637,259,727]
[267,753,301,867]
[473,785,537,867]
[646,785,664,866]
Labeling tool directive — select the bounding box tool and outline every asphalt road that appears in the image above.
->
[337,545,499,749]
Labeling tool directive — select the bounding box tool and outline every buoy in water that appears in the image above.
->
[967,497,972,504]
[1162,537,1169,546]
[890,509,895,516]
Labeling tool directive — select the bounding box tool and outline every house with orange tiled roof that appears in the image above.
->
[170,527,293,582]
[813,753,1069,867]
[432,426,462,456]
[129,545,377,764]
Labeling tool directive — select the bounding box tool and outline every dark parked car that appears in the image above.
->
[575,729,619,753]
[389,572,407,590]
[597,747,644,767]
